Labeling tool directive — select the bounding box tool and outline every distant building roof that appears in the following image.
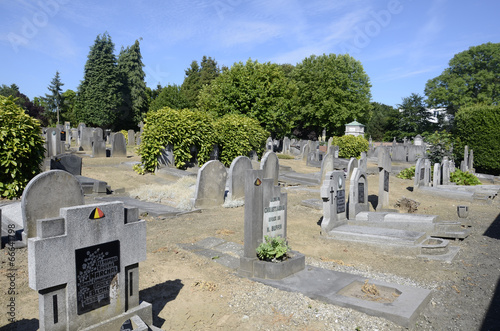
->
[345,120,365,127]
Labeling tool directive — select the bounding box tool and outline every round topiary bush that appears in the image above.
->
[0,95,45,198]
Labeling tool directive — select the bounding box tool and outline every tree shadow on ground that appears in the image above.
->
[0,318,38,331]
[140,279,183,328]
[368,194,378,210]
[481,213,500,330]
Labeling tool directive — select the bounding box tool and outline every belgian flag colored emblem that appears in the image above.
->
[254,178,262,186]
[89,207,105,219]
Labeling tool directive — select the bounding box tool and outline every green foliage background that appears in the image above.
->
[0,96,45,198]
[454,104,500,175]
[213,114,268,167]
[331,135,369,159]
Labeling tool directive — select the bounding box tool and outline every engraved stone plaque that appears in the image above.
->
[75,240,120,315]
[337,189,345,214]
[358,182,365,204]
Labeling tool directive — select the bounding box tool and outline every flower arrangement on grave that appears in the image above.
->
[256,236,290,262]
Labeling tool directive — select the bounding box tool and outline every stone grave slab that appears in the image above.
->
[255,266,432,328]
[28,201,161,330]
[50,154,82,176]
[95,196,189,217]
[193,160,227,209]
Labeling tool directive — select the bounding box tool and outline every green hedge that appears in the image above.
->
[331,135,369,159]
[213,114,268,167]
[138,107,214,171]
[137,108,268,171]
[0,95,45,198]
[455,105,500,175]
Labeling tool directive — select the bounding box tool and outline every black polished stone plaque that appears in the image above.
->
[384,170,389,192]
[337,189,345,214]
[358,182,365,203]
[420,167,425,180]
[75,240,120,315]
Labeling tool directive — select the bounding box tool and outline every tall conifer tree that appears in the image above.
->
[44,71,64,124]
[117,39,147,128]
[76,32,122,129]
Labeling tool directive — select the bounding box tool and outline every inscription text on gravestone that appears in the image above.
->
[75,240,120,315]
[337,190,345,214]
[358,183,365,203]
[263,197,285,239]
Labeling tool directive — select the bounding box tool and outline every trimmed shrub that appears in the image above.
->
[455,105,500,175]
[0,95,45,198]
[331,135,369,159]
[450,169,482,186]
[138,107,215,171]
[213,114,268,167]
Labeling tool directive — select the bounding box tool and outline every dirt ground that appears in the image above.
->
[1,150,500,330]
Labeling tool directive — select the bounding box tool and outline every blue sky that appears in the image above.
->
[1,0,499,108]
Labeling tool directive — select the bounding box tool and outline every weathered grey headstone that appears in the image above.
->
[301,144,310,161]
[424,159,432,186]
[135,131,141,146]
[407,145,424,162]
[414,135,423,146]
[157,144,174,167]
[111,132,127,157]
[227,156,253,202]
[91,130,106,158]
[359,152,367,173]
[21,170,84,242]
[28,201,157,330]
[461,145,469,172]
[442,157,450,185]
[127,130,135,146]
[376,147,391,211]
[50,154,82,176]
[249,150,258,161]
[80,127,94,151]
[282,137,290,154]
[348,168,369,220]
[320,153,335,184]
[346,158,359,182]
[239,169,303,279]
[433,163,441,187]
[260,151,279,186]
[266,137,273,151]
[321,170,347,233]
[414,158,426,188]
[327,137,333,148]
[468,149,474,173]
[193,160,227,209]
[77,123,86,148]
[392,145,407,162]
[46,127,62,157]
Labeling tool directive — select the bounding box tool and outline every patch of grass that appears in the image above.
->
[277,153,295,159]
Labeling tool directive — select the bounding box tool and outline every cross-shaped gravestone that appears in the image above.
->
[320,170,347,233]
[28,201,158,330]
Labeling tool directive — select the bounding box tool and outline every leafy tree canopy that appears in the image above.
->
[149,84,188,111]
[397,93,434,136]
[425,42,500,114]
[181,56,220,108]
[291,53,372,138]
[365,102,399,141]
[197,58,297,138]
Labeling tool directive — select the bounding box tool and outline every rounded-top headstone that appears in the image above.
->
[260,151,279,186]
[21,170,84,239]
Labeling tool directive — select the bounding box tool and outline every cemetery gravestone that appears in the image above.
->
[50,154,82,176]
[424,159,432,186]
[92,130,106,158]
[21,170,84,243]
[414,158,426,188]
[392,145,407,162]
[77,123,86,148]
[301,144,310,161]
[282,137,290,154]
[193,160,227,209]
[376,147,391,211]
[321,170,347,233]
[266,137,273,151]
[442,157,450,185]
[28,201,158,330]
[320,153,335,184]
[46,127,62,157]
[111,132,127,157]
[359,152,368,173]
[80,128,95,152]
[227,156,253,202]
[433,163,441,187]
[349,167,369,220]
[127,130,135,146]
[239,169,304,279]
[157,144,174,167]
[347,158,359,181]
[260,151,279,186]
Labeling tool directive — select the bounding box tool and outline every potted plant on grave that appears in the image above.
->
[256,236,291,263]
[252,235,305,279]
